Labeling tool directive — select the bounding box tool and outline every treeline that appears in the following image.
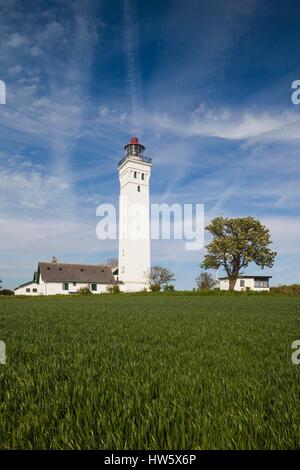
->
[146,289,299,296]
[0,289,14,295]
[270,284,300,295]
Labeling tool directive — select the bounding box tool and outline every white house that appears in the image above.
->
[217,275,272,292]
[15,260,117,295]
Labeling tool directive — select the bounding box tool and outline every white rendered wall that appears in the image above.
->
[118,158,151,291]
[16,280,112,295]
[40,280,111,295]
[219,278,270,292]
[15,282,41,295]
[119,282,148,293]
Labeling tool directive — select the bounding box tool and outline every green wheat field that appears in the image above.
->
[0,293,299,450]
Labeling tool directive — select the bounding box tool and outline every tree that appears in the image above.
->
[106,285,121,294]
[106,258,118,269]
[196,271,215,290]
[145,266,175,291]
[201,217,277,291]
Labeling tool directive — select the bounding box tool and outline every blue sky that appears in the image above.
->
[0,0,300,289]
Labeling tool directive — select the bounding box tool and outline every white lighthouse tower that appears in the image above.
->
[118,137,152,291]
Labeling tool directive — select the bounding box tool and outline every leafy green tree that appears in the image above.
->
[196,271,215,290]
[145,266,175,291]
[201,217,276,290]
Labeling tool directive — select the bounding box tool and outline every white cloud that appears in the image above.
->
[33,96,51,107]
[0,168,69,209]
[7,33,28,47]
[9,64,23,75]
[144,108,300,143]
[123,0,142,125]
[29,46,43,57]
[99,104,109,117]
[262,216,300,257]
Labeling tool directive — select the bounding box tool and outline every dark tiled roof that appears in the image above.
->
[39,262,116,284]
[218,275,272,280]
[15,280,38,289]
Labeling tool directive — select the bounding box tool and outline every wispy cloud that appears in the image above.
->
[123,0,142,128]
[141,107,300,142]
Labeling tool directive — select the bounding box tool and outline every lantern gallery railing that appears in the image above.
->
[118,155,152,167]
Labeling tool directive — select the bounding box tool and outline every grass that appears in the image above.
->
[0,294,299,449]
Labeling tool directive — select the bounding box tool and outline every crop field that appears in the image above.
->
[0,293,299,450]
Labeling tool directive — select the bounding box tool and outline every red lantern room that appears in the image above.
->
[124,136,145,158]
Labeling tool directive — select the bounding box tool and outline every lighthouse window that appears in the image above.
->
[137,185,141,192]
[134,171,137,178]
[141,173,144,180]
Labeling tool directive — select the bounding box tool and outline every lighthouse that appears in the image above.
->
[118,137,152,291]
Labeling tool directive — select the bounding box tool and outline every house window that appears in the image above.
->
[240,280,245,287]
[134,171,137,178]
[91,283,97,291]
[73,282,77,286]
[26,288,30,293]
[254,279,269,288]
[137,185,140,192]
[32,288,37,293]
[63,282,69,291]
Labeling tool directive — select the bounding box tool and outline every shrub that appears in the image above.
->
[77,287,92,295]
[163,284,175,292]
[150,284,161,292]
[106,285,121,294]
